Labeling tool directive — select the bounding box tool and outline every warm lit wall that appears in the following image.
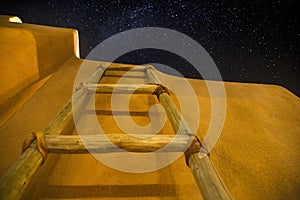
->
[0,25,39,107]
[0,16,79,107]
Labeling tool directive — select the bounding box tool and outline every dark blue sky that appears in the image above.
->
[1,0,299,96]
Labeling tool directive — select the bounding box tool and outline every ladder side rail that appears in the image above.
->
[146,66,232,200]
[0,66,106,200]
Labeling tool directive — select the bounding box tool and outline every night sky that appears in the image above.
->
[1,0,299,96]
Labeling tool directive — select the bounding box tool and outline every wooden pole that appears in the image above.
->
[105,65,146,71]
[0,67,105,200]
[189,154,232,200]
[146,68,194,135]
[146,67,232,200]
[103,70,146,78]
[27,134,191,154]
[84,83,158,94]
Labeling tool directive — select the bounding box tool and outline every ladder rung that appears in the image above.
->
[28,134,192,154]
[103,70,146,78]
[83,84,159,94]
[105,65,146,71]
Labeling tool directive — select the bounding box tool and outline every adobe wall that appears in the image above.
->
[0,15,79,107]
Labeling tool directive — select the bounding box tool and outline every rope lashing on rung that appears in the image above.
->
[184,136,202,166]
[97,64,104,69]
[74,82,88,93]
[152,84,170,100]
[22,132,48,164]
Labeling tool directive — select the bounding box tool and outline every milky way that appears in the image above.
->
[1,0,299,96]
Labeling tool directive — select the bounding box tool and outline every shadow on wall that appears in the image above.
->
[36,184,177,199]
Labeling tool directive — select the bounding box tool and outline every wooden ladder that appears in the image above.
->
[0,64,232,200]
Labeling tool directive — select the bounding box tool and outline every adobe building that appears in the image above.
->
[0,15,299,199]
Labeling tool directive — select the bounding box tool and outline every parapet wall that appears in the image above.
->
[0,15,79,107]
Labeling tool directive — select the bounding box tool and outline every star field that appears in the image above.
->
[1,0,299,96]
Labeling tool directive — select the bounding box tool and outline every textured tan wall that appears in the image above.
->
[0,58,298,200]
[0,17,79,107]
[0,26,39,106]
